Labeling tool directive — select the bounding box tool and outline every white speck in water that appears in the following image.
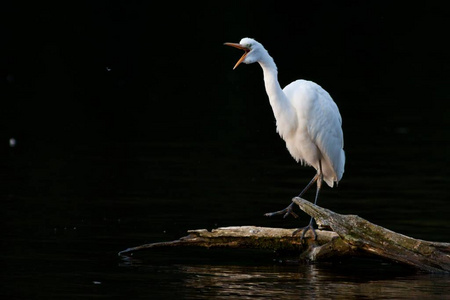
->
[395,127,409,134]
[6,74,15,84]
[9,138,16,147]
[93,281,102,285]
[106,67,111,72]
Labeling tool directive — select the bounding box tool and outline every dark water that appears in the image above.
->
[3,2,450,299]
[3,136,450,298]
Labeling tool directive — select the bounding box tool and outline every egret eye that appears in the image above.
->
[246,44,252,48]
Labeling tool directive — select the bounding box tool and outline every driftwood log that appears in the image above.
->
[118,197,450,273]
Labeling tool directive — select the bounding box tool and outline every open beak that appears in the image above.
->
[224,42,250,70]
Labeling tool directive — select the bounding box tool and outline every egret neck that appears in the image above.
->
[225,37,345,240]
[258,55,297,139]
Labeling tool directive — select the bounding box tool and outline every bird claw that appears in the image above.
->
[284,210,299,219]
[264,203,298,219]
[292,223,317,241]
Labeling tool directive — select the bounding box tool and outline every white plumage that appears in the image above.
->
[225,38,345,239]
[282,79,345,187]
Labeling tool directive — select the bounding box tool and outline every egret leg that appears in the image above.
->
[293,171,323,241]
[264,173,319,218]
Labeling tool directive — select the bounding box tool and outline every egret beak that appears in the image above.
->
[224,42,250,70]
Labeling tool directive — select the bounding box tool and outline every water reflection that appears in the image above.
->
[118,262,450,299]
[4,137,449,298]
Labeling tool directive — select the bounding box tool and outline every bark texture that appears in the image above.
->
[118,197,450,273]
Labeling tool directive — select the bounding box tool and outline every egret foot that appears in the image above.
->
[293,219,317,241]
[265,173,321,219]
[264,202,298,218]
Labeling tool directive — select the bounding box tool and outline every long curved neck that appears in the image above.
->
[258,53,297,137]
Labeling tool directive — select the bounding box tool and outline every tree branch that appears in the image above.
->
[118,198,450,273]
[292,197,450,273]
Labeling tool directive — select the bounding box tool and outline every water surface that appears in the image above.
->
[2,134,449,298]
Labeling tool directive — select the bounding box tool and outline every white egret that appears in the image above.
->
[225,38,345,239]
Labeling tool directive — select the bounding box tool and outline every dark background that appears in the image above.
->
[4,1,449,143]
[2,1,450,298]
[3,1,449,228]
[3,0,450,233]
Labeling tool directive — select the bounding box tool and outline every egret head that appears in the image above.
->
[224,38,265,69]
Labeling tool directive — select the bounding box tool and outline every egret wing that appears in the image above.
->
[308,85,345,186]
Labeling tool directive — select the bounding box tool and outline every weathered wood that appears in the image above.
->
[292,197,450,273]
[118,198,450,273]
[118,226,345,258]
